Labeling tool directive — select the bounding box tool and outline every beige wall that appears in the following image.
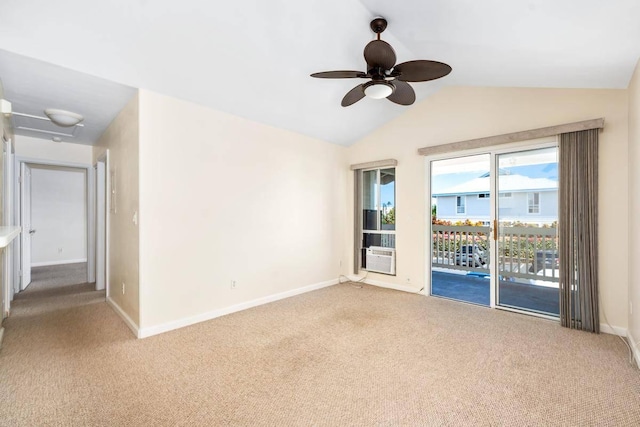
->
[15,135,93,165]
[347,86,629,330]
[628,60,640,352]
[95,94,140,325]
[137,90,347,329]
[30,167,87,265]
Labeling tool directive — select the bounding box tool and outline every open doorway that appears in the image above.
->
[14,156,106,299]
[19,162,89,292]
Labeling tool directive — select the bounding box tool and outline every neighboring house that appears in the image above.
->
[433,164,558,225]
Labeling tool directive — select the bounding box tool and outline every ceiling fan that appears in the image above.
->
[311,18,452,107]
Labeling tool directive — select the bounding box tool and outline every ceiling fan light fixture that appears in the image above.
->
[44,108,84,127]
[311,17,451,107]
[364,81,394,99]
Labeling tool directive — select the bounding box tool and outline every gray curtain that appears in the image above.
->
[558,129,599,333]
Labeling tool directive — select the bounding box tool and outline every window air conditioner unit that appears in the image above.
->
[365,246,396,275]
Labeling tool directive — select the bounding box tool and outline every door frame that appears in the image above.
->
[19,162,32,290]
[425,137,558,316]
[2,137,14,318]
[95,151,109,292]
[15,156,96,290]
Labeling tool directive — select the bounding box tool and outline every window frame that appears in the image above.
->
[527,192,541,214]
[359,166,396,274]
[361,167,396,233]
[456,195,466,214]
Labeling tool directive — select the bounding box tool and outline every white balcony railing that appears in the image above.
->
[432,224,558,283]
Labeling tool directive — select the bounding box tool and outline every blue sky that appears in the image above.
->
[381,181,395,208]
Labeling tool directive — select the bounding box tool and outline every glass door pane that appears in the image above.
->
[380,168,395,231]
[430,154,491,306]
[362,169,378,231]
[496,147,559,316]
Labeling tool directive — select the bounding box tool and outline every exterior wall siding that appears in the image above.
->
[436,190,557,224]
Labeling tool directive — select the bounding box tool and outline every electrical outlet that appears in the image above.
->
[231,280,237,289]
[122,282,125,295]
[58,248,63,254]
[406,277,411,284]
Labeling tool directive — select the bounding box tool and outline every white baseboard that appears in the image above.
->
[347,275,423,294]
[599,324,627,337]
[138,278,339,339]
[31,258,87,267]
[107,297,140,338]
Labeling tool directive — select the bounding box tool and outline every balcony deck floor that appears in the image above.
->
[431,270,559,316]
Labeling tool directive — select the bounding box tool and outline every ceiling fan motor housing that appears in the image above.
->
[370,18,388,34]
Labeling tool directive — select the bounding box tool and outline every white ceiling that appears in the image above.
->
[0,0,638,146]
[0,49,136,145]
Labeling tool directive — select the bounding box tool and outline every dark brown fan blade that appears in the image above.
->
[341,84,366,107]
[392,60,452,82]
[387,80,416,106]
[364,40,396,70]
[311,70,367,79]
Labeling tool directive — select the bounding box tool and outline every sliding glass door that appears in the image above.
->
[496,147,559,315]
[429,143,559,317]
[430,154,491,306]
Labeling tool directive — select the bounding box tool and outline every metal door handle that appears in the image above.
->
[29,229,36,234]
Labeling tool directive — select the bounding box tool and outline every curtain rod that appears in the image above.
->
[418,118,604,156]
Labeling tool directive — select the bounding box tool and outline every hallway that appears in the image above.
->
[11,263,103,317]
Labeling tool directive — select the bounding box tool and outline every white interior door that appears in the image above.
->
[20,163,32,290]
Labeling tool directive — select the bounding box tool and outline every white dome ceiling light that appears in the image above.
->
[363,81,394,99]
[44,108,84,127]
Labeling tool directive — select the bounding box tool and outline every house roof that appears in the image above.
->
[434,172,557,197]
[1,1,639,146]
[480,163,558,181]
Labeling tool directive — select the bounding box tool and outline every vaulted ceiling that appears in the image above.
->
[1,0,639,146]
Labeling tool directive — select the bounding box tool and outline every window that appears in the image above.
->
[360,167,395,273]
[528,192,540,214]
[456,196,466,214]
[478,193,490,199]
[499,192,512,198]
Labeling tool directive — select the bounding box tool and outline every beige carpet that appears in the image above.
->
[1,277,639,426]
[24,262,89,292]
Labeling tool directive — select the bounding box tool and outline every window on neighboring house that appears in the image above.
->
[360,167,395,274]
[456,196,466,214]
[500,192,512,198]
[528,192,540,214]
[478,193,490,199]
